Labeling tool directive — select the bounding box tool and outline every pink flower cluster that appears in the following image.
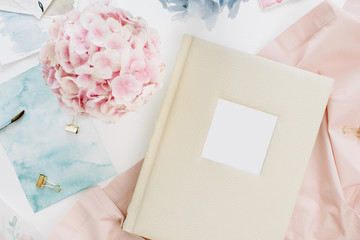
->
[39,4,165,122]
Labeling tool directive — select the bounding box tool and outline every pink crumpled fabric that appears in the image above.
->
[47,1,360,239]
[47,160,145,240]
[258,0,360,239]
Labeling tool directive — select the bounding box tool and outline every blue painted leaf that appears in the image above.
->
[9,216,17,227]
[158,0,250,30]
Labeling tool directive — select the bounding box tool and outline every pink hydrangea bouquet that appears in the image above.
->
[39,3,165,122]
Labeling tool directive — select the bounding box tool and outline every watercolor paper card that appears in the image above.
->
[202,99,278,175]
[45,0,78,16]
[14,0,53,19]
[0,0,28,14]
[0,0,78,16]
[0,54,39,85]
[0,199,45,240]
[0,11,49,64]
[0,66,116,212]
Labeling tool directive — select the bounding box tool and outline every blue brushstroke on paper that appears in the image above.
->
[0,11,47,54]
[0,199,45,239]
[159,0,249,29]
[0,66,116,212]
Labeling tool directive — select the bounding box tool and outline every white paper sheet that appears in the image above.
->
[13,0,53,19]
[0,0,28,14]
[0,0,78,16]
[0,199,45,240]
[0,11,50,65]
[202,99,278,175]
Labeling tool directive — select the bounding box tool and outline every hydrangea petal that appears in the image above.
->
[39,3,165,122]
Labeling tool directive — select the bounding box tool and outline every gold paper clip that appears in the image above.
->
[36,174,62,192]
[64,117,79,134]
[343,126,360,137]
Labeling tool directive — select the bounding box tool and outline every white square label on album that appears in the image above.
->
[201,99,278,175]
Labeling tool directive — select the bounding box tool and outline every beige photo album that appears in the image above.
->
[124,35,333,240]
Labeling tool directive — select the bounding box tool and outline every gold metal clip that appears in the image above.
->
[343,126,360,137]
[36,174,62,192]
[64,117,79,134]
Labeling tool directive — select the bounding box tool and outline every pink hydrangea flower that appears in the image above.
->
[39,2,165,122]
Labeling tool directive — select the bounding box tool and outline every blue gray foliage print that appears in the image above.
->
[159,0,249,29]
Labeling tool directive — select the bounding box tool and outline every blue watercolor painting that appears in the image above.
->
[0,11,48,64]
[0,66,116,212]
[0,199,45,240]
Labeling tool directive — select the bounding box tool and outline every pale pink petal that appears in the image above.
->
[67,22,90,54]
[117,10,136,24]
[85,98,107,119]
[142,83,159,97]
[77,89,89,110]
[55,66,67,80]
[111,74,142,102]
[69,35,90,55]
[101,81,112,92]
[87,18,111,47]
[39,41,56,66]
[146,54,165,82]
[69,50,88,68]
[104,33,128,51]
[71,97,84,113]
[88,84,108,97]
[55,41,73,72]
[55,41,69,62]
[47,68,61,89]
[74,65,95,75]
[133,72,149,83]
[100,99,116,116]
[130,59,146,72]
[131,31,147,49]
[87,43,100,56]
[60,76,80,95]
[106,18,122,32]
[76,74,92,88]
[94,65,113,79]
[121,49,145,73]
[48,18,66,40]
[90,49,121,78]
[147,30,161,51]
[66,10,80,22]
[80,12,101,30]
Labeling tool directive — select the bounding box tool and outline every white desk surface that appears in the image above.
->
[0,0,345,237]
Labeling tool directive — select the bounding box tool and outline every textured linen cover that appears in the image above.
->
[122,33,332,239]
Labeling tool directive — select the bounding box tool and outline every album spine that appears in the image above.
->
[123,34,194,233]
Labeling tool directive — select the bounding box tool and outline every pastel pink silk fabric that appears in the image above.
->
[47,1,360,239]
[47,160,145,240]
[258,0,360,239]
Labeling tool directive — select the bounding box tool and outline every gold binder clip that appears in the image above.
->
[64,117,79,134]
[36,174,62,192]
[343,126,360,137]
